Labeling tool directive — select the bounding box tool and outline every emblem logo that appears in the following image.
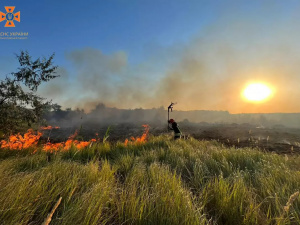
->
[0,7,21,27]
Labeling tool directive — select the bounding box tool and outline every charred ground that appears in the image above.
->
[41,121,300,155]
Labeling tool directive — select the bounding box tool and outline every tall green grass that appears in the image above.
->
[0,136,299,224]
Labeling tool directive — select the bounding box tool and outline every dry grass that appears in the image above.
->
[0,136,299,224]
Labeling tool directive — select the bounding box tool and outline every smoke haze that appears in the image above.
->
[39,2,300,113]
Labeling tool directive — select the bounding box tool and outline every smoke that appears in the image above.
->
[39,1,300,113]
[39,67,70,99]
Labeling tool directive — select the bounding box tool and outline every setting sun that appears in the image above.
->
[243,83,272,102]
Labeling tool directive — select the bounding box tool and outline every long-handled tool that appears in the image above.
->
[167,102,176,130]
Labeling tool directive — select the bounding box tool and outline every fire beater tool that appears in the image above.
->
[167,102,177,130]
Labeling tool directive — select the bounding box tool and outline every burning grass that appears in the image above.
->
[0,131,300,224]
[1,129,106,154]
[124,124,149,146]
[1,125,150,154]
[40,126,60,130]
[0,128,96,153]
[0,129,42,150]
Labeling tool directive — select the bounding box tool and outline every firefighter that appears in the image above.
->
[168,119,182,140]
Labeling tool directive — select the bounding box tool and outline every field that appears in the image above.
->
[0,130,300,225]
[43,122,300,154]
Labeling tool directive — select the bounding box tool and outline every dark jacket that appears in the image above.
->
[170,122,181,134]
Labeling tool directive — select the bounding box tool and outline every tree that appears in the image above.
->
[0,51,59,133]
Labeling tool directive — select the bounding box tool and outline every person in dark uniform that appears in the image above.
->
[168,119,182,140]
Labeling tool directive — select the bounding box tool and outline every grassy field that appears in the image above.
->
[0,135,300,225]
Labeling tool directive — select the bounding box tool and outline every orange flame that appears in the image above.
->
[43,143,64,152]
[1,125,149,152]
[40,126,60,130]
[1,128,97,152]
[124,124,149,146]
[63,130,93,150]
[0,129,42,150]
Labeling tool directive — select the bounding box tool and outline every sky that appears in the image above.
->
[1,0,300,113]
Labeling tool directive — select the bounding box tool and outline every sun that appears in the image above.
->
[243,83,272,102]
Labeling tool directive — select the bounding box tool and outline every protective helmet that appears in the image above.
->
[169,119,175,123]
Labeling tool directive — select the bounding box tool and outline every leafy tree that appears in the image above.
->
[52,103,62,112]
[0,51,60,133]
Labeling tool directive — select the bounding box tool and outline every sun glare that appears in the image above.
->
[243,83,272,102]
